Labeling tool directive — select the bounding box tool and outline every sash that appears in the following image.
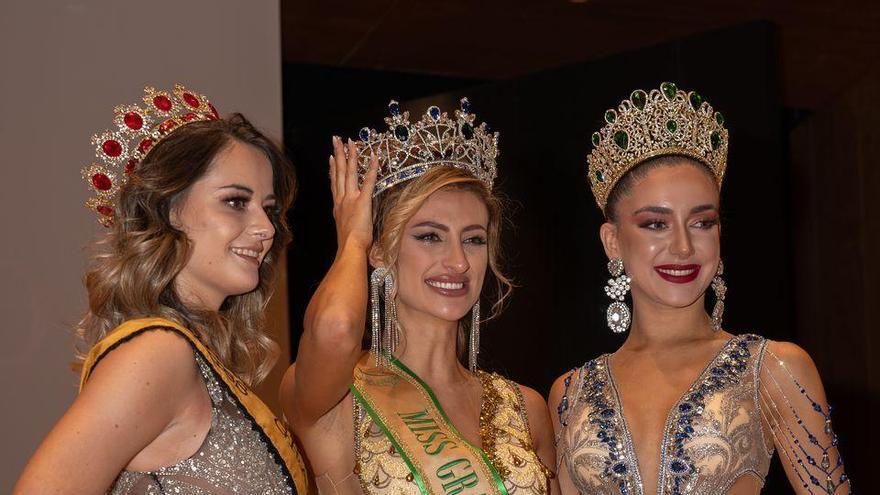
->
[351,355,508,495]
[79,317,310,495]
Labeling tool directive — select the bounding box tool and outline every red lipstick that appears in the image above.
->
[654,264,701,284]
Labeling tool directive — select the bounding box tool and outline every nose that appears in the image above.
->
[669,221,694,258]
[442,240,470,274]
[251,208,276,241]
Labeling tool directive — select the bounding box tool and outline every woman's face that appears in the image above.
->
[393,188,489,326]
[602,162,721,310]
[172,140,277,309]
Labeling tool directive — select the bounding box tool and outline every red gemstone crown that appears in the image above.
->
[81,84,219,226]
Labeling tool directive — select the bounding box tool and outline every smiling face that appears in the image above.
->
[600,160,721,310]
[390,188,490,326]
[172,140,278,309]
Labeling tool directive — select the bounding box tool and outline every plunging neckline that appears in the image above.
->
[604,335,738,495]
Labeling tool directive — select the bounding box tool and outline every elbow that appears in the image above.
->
[307,314,364,357]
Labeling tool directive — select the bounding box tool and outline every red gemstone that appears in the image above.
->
[102,139,122,157]
[125,159,137,174]
[209,103,219,119]
[91,173,112,191]
[182,112,197,121]
[96,205,114,216]
[158,119,178,135]
[123,112,143,130]
[153,95,172,111]
[138,138,153,154]
[182,93,200,108]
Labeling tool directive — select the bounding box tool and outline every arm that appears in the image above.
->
[758,341,851,494]
[518,385,560,495]
[281,137,379,428]
[548,372,579,495]
[14,330,201,495]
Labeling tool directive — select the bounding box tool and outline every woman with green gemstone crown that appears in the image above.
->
[280,99,557,495]
[549,83,850,495]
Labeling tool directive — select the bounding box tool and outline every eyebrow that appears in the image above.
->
[411,221,486,232]
[219,184,276,201]
[632,204,717,215]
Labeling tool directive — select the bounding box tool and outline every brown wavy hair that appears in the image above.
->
[372,166,513,364]
[75,113,295,386]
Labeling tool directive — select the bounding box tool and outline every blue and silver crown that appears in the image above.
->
[355,98,499,196]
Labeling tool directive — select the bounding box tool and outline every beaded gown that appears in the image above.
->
[556,334,849,495]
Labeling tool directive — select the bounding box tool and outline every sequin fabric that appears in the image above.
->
[109,353,293,495]
[557,334,772,495]
[352,371,551,495]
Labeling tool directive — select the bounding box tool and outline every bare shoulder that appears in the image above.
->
[764,339,821,379]
[549,370,576,405]
[88,328,198,384]
[514,382,549,410]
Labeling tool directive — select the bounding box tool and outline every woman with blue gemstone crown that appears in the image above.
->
[14,84,309,495]
[280,99,557,495]
[549,83,851,495]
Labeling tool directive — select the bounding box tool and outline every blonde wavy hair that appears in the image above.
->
[372,166,513,363]
[75,113,295,386]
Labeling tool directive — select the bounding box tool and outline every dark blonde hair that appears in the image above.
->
[75,113,295,386]
[372,166,513,363]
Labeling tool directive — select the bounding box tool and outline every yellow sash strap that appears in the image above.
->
[351,354,508,495]
[79,317,310,495]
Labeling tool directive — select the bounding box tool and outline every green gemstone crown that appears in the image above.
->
[356,98,499,196]
[587,82,729,211]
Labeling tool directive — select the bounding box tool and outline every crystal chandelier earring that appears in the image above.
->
[710,260,726,332]
[369,267,399,365]
[469,301,481,372]
[605,258,632,333]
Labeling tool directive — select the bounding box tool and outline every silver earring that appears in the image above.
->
[605,258,632,333]
[383,270,398,361]
[469,301,481,372]
[369,267,386,365]
[710,260,726,332]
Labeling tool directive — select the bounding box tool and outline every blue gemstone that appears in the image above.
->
[679,403,693,413]
[428,105,441,121]
[690,392,703,401]
[601,408,616,418]
[394,124,409,141]
[460,98,471,113]
[564,375,572,387]
[389,101,401,116]
[685,426,694,434]
[711,367,725,376]
[612,462,628,474]
[597,431,607,440]
[359,127,370,141]
[670,460,688,473]
[678,416,691,426]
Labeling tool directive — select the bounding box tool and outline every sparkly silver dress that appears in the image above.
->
[556,334,849,494]
[109,353,293,495]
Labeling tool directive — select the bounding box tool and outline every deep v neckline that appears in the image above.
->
[604,336,738,495]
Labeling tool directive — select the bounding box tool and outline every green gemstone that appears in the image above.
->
[591,132,601,147]
[661,82,677,100]
[595,170,604,183]
[689,91,703,110]
[461,122,474,140]
[604,110,617,124]
[715,112,725,125]
[666,119,678,133]
[631,90,647,110]
[711,131,723,150]
[613,130,629,150]
[394,124,409,141]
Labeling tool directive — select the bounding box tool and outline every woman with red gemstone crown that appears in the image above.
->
[14,84,309,495]
[279,99,558,495]
[550,83,851,495]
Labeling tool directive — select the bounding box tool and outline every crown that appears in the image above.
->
[81,84,219,226]
[355,98,499,196]
[587,82,729,211]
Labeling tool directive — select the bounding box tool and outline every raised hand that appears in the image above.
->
[329,136,378,253]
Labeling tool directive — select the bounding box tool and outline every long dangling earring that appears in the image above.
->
[605,258,632,333]
[469,301,481,372]
[710,260,726,332]
[383,270,398,357]
[369,267,386,366]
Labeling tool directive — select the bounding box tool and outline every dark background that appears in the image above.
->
[282,2,878,491]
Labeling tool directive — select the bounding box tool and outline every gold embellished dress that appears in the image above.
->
[555,334,849,495]
[79,318,310,495]
[349,356,552,495]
